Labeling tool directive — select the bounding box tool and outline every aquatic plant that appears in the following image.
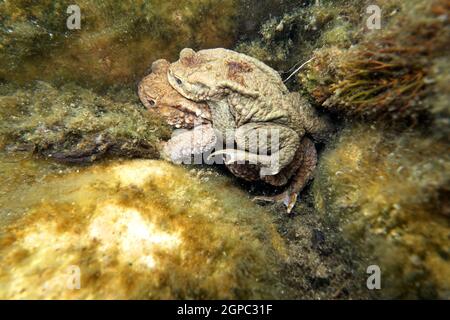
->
[0,159,287,299]
[314,124,450,299]
[0,81,170,162]
[300,0,450,121]
[236,0,448,124]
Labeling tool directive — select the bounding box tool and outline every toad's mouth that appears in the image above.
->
[139,91,211,128]
[138,75,211,128]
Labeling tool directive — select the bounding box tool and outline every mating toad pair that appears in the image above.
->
[138,48,333,213]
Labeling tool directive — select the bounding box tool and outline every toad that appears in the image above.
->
[139,55,332,212]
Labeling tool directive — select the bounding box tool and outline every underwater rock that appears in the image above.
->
[0,159,287,299]
[313,124,450,299]
[0,0,241,89]
[235,1,362,75]
[0,0,299,90]
[0,81,171,162]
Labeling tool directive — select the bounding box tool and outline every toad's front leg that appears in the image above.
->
[162,124,217,164]
[209,123,300,177]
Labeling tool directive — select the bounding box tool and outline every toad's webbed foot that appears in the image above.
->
[253,191,298,214]
[209,122,301,176]
[254,137,317,213]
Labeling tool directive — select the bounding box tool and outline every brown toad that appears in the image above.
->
[138,57,328,212]
[167,48,332,178]
[138,59,211,129]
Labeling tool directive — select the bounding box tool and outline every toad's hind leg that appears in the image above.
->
[254,137,317,213]
[209,122,300,176]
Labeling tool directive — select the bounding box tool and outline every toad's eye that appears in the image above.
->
[148,99,156,107]
[175,77,182,85]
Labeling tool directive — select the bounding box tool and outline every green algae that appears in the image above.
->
[235,1,364,74]
[0,158,287,299]
[0,81,170,161]
[0,0,242,89]
[0,151,76,226]
[313,124,450,299]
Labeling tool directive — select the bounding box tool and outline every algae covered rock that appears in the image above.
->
[0,0,241,88]
[0,158,287,299]
[1,0,449,301]
[0,81,170,161]
[235,1,362,75]
[313,124,450,299]
[1,0,297,90]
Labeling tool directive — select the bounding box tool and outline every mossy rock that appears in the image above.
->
[0,81,171,161]
[0,159,287,299]
[0,0,241,89]
[314,124,450,299]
